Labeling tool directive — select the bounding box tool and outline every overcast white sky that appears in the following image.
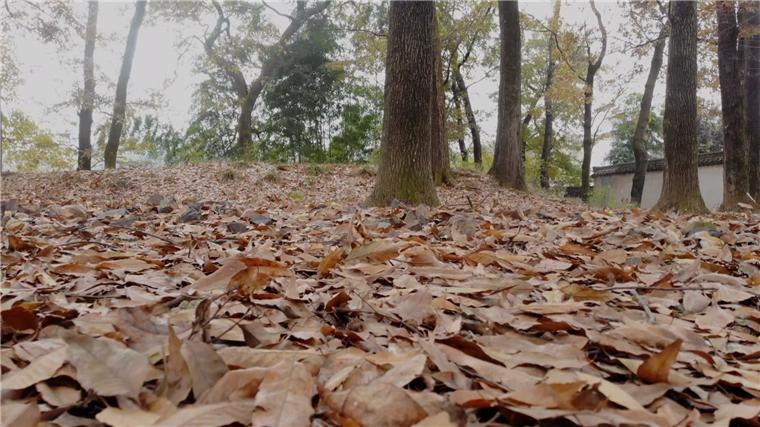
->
[4,1,692,168]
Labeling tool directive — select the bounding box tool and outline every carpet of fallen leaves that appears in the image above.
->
[1,162,759,427]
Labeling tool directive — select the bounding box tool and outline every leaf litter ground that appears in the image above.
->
[1,163,759,427]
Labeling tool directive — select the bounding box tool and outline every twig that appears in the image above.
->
[107,224,178,245]
[630,289,656,324]
[58,240,119,250]
[213,306,253,342]
[596,286,717,292]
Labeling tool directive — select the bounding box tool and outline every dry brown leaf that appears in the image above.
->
[318,247,345,276]
[2,345,67,390]
[324,381,428,427]
[251,359,315,427]
[198,366,267,404]
[1,306,39,333]
[0,401,40,427]
[157,400,257,427]
[228,267,273,295]
[411,411,457,427]
[346,239,407,263]
[188,258,247,291]
[96,407,162,427]
[36,382,82,407]
[180,339,228,399]
[158,326,192,404]
[694,306,734,331]
[64,333,149,397]
[637,339,683,383]
[96,258,157,272]
[377,353,427,387]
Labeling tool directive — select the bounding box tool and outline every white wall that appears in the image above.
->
[593,165,724,210]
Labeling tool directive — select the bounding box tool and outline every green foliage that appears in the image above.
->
[587,185,633,209]
[94,114,183,167]
[1,111,74,172]
[604,94,664,165]
[259,17,343,163]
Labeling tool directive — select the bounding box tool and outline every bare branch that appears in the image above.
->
[262,1,294,21]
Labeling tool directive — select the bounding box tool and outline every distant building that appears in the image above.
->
[592,151,724,209]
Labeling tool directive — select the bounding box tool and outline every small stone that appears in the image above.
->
[227,221,249,234]
[1,199,19,216]
[179,208,202,223]
[248,214,274,226]
[96,208,128,220]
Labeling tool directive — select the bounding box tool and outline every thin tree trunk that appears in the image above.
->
[78,0,97,171]
[489,0,524,189]
[368,1,438,206]
[431,10,451,185]
[452,90,468,161]
[540,45,556,189]
[579,0,606,200]
[717,0,749,210]
[104,0,146,169]
[454,70,482,165]
[630,29,666,205]
[654,1,707,212]
[743,1,760,201]
[540,0,560,189]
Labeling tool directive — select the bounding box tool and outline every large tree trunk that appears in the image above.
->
[368,1,438,206]
[77,1,97,171]
[743,1,760,201]
[454,70,482,165]
[431,11,451,184]
[654,1,707,212]
[237,94,255,156]
[579,0,606,200]
[540,0,560,190]
[717,1,750,210]
[630,30,666,205]
[104,0,146,169]
[489,0,525,189]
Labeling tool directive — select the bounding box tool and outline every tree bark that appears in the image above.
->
[630,28,666,205]
[579,0,606,200]
[489,0,525,189]
[368,1,438,206]
[654,1,707,212]
[742,1,760,201]
[716,1,750,210]
[104,0,146,169]
[454,70,482,165]
[78,0,97,171]
[431,10,451,184]
[452,90,468,161]
[540,0,561,189]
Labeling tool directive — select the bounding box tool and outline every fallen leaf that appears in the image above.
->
[65,332,149,397]
[324,381,428,427]
[180,340,228,399]
[2,345,68,390]
[251,359,315,427]
[318,248,345,276]
[96,407,162,427]
[637,339,683,383]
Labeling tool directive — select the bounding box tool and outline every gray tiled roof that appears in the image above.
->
[592,151,724,177]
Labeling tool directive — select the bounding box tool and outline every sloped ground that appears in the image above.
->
[1,163,759,426]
